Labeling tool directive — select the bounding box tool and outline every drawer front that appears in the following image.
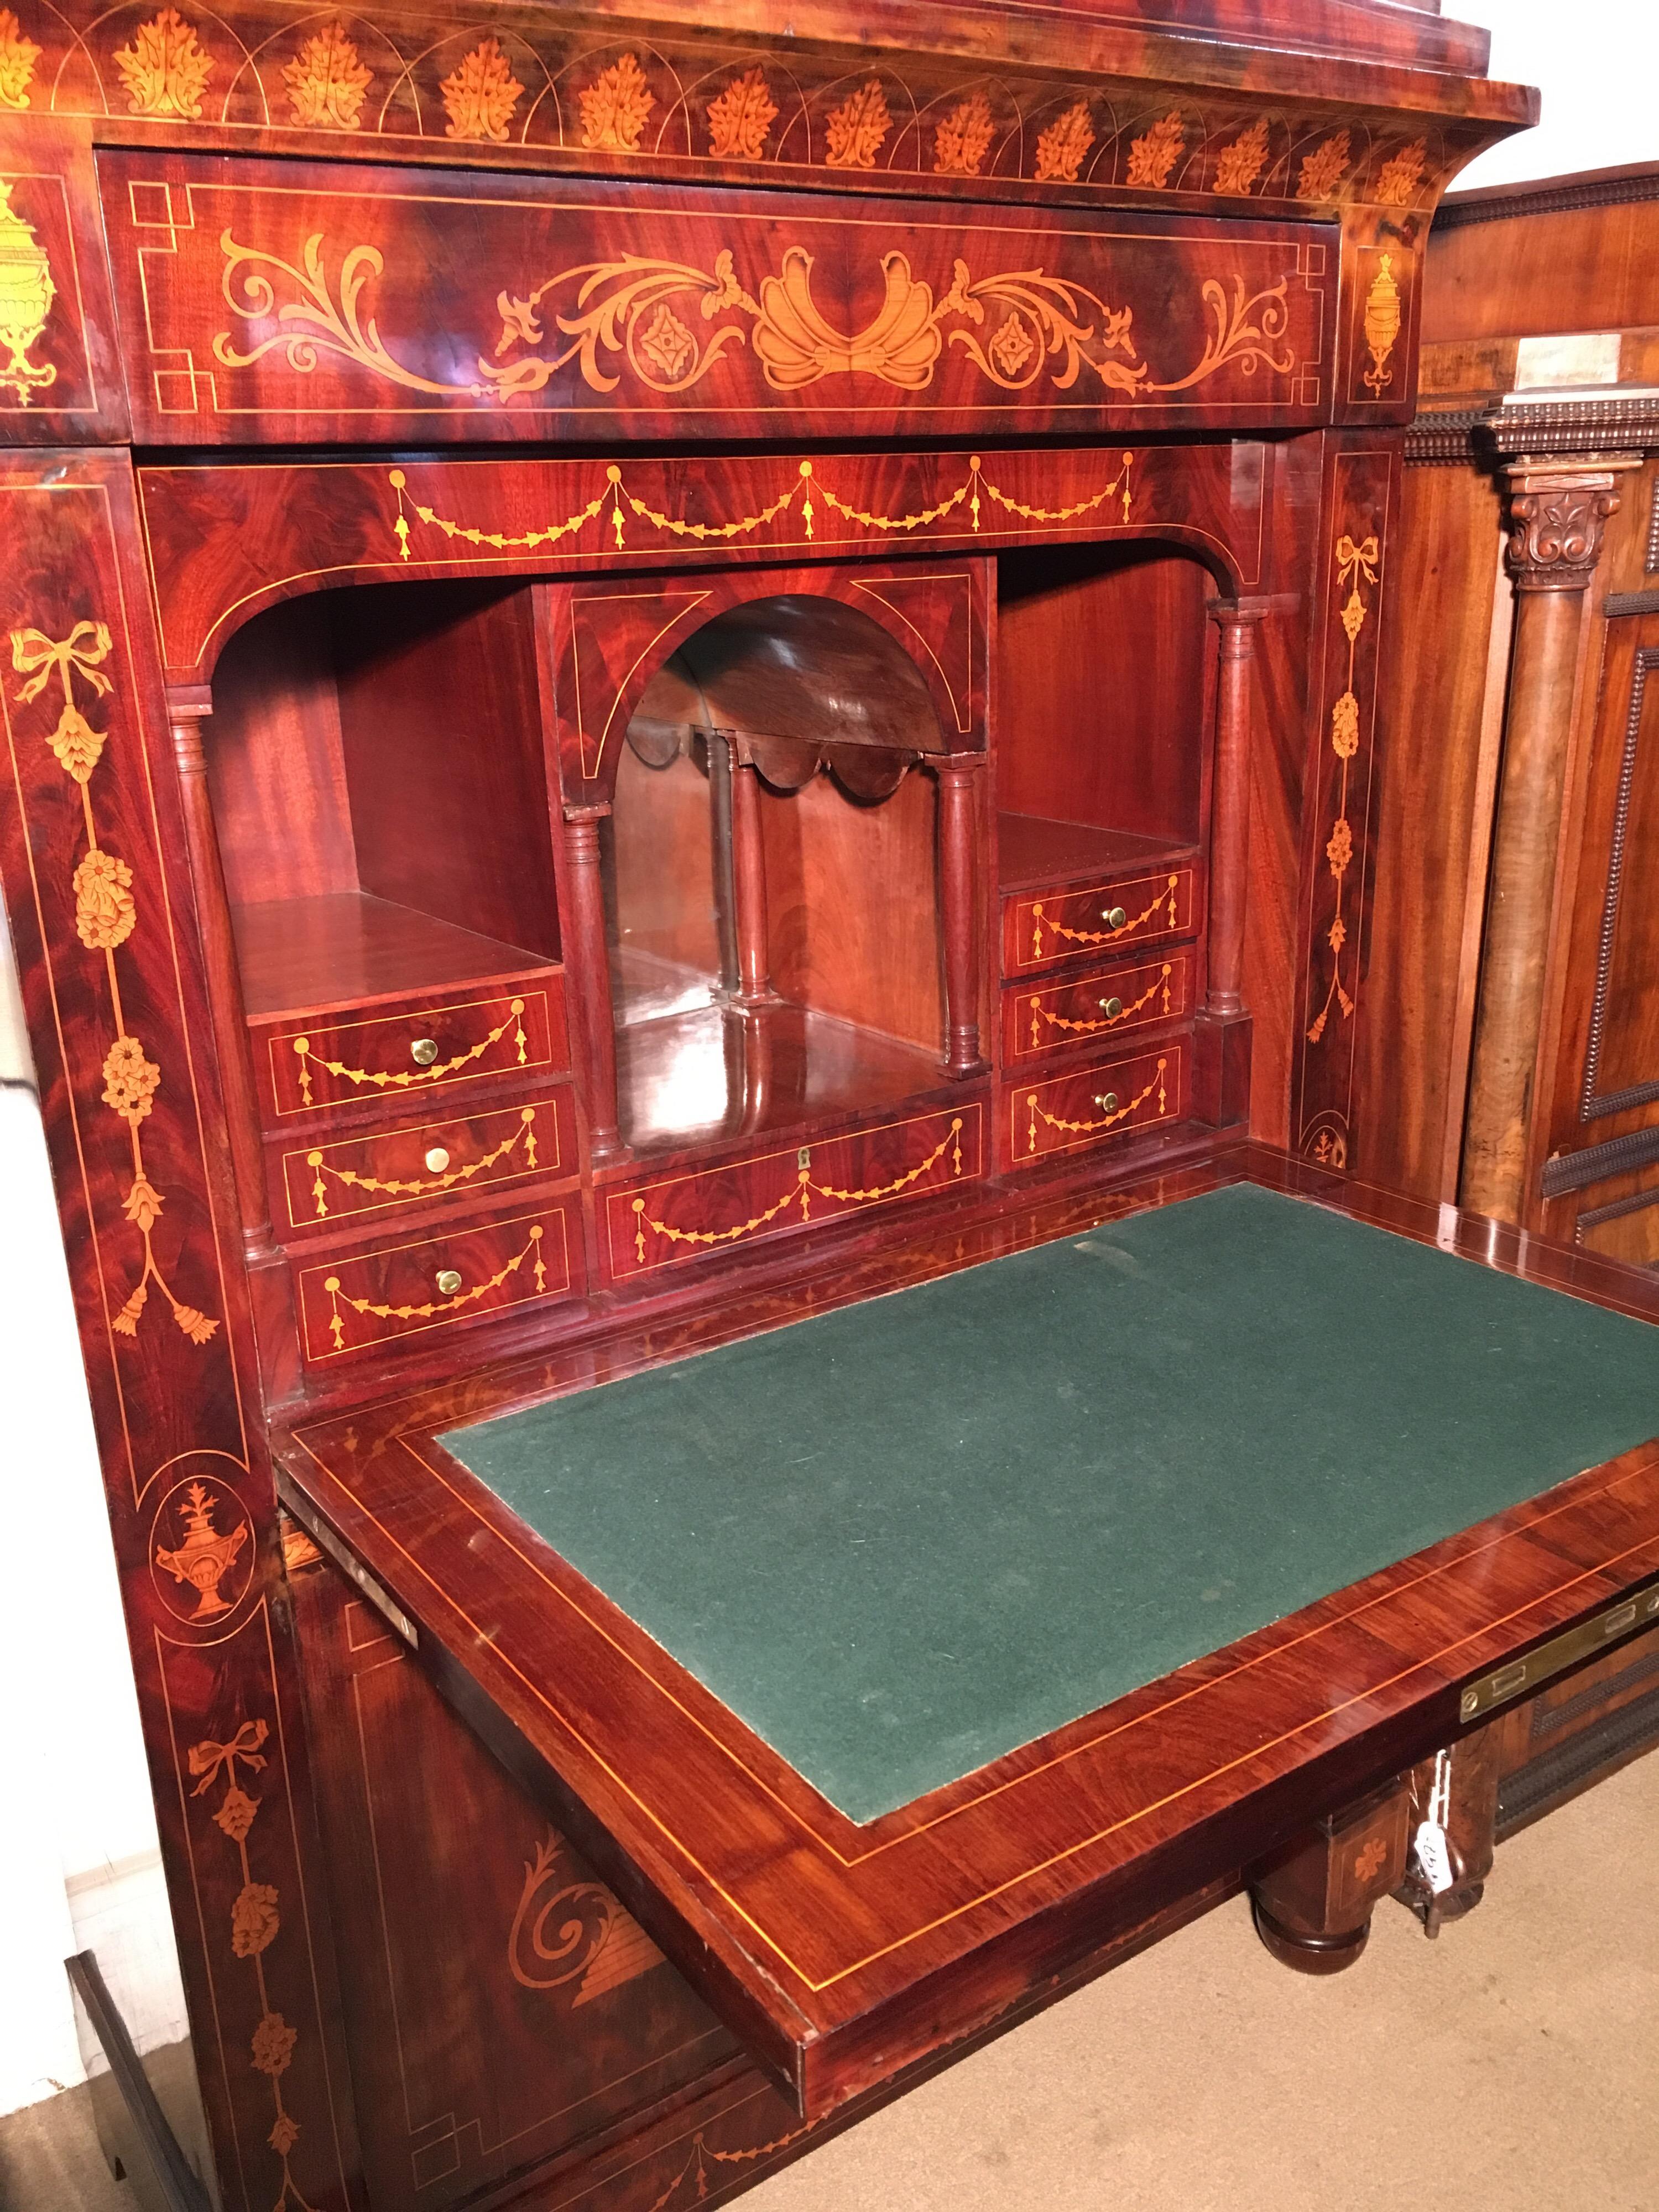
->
[295,1201,580,1364]
[102,150,1334,447]
[275,1088,576,1236]
[257,980,566,1121]
[1004,865,1200,976]
[1009,1041,1186,1167]
[608,1103,984,1281]
[1003,948,1194,1067]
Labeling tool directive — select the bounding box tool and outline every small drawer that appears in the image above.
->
[1003,948,1194,1067]
[607,1102,984,1281]
[274,1088,576,1236]
[295,1199,580,1363]
[254,977,567,1121]
[1008,1040,1186,1167]
[1003,864,1200,977]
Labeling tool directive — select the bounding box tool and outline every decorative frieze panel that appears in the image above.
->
[101,150,1334,443]
[0,1,1484,213]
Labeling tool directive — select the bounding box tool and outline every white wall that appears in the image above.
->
[1449,0,1652,192]
[0,0,1652,2128]
[0,907,190,2116]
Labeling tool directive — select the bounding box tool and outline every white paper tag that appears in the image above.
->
[1414,1819,1455,1896]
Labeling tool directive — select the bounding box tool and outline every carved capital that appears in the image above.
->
[1503,463,1631,592]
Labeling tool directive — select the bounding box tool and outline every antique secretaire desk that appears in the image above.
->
[8,4,1659,2208]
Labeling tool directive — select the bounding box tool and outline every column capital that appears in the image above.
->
[1206,595,1274,629]
[1501,457,1642,593]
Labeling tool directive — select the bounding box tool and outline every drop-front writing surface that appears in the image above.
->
[0,8,1590,2210]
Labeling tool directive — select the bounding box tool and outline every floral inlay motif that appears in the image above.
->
[0,8,40,109]
[188,1720,314,2203]
[74,848,136,950]
[638,301,696,382]
[706,65,775,161]
[441,38,523,142]
[114,8,213,119]
[987,311,1035,381]
[824,77,890,170]
[1125,111,1185,189]
[1296,129,1350,202]
[1307,530,1380,1045]
[1212,117,1270,197]
[1034,100,1093,184]
[1375,139,1427,207]
[933,91,993,178]
[10,617,219,1345]
[578,51,653,152]
[282,21,371,132]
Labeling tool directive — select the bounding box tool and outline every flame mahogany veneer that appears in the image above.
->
[19,11,1657,2212]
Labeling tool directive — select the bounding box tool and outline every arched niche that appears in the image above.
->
[605,586,987,1154]
[544,561,986,811]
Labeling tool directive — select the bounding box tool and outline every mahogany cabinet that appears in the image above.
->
[24,9,1659,2212]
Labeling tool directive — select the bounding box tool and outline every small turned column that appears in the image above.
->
[168,689,275,1262]
[936,753,987,1079]
[1204,600,1270,1018]
[728,749,778,1009]
[561,806,624,1168]
[1461,460,1639,1223]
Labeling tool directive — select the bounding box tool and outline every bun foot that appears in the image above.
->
[1251,1894,1371,1975]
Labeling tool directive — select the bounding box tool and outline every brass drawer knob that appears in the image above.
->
[435,1267,463,1297]
[1094,1092,1120,1113]
[1102,905,1128,930]
[410,1036,440,1066]
[1098,996,1123,1019]
[424,1146,451,1174]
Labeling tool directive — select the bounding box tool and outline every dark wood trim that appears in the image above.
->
[1542,1122,1659,1201]
[65,1953,213,2212]
[1437,161,1659,232]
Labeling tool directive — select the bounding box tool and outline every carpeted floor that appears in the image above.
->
[748,1747,1659,2212]
[4,1753,1655,2212]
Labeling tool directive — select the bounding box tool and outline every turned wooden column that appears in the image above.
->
[1204,599,1269,1018]
[936,752,988,1078]
[562,805,624,1167]
[168,687,275,1262]
[1461,460,1639,1222]
[728,747,778,1009]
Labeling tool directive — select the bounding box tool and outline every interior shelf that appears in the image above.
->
[232,891,555,1022]
[997,814,1198,896]
[615,1000,950,1156]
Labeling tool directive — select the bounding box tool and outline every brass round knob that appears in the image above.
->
[1094,1092,1120,1113]
[410,1036,440,1066]
[1098,996,1124,1019]
[424,1146,451,1174]
[435,1267,463,1297]
[1102,905,1128,930]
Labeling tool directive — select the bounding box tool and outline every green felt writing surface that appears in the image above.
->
[440,1185,1659,1822]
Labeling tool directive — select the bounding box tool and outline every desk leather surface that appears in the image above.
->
[440,1185,1659,1821]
